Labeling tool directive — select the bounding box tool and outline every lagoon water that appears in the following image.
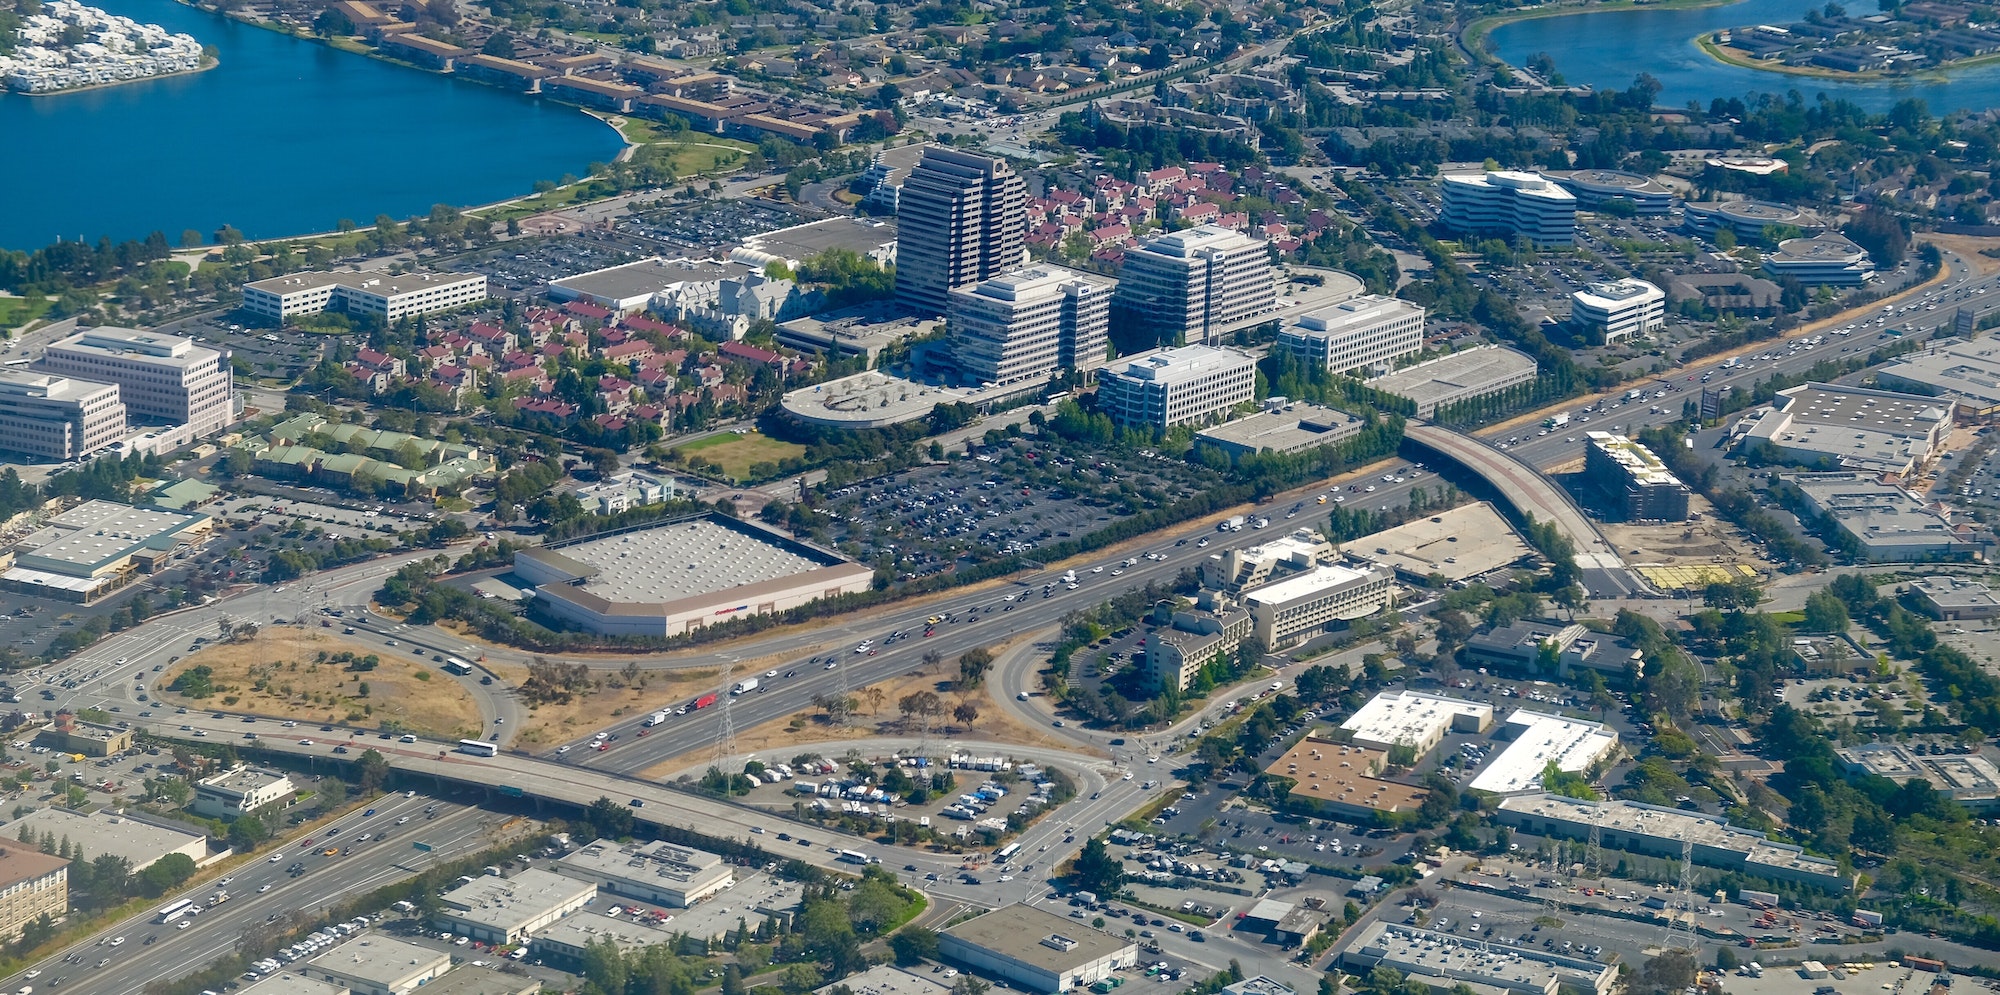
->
[0,0,623,250]
[1486,0,2000,114]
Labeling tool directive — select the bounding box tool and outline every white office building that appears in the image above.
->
[1095,345,1257,430]
[1569,279,1664,343]
[558,839,736,908]
[1243,563,1396,649]
[0,369,127,460]
[1438,171,1576,247]
[1543,169,1675,215]
[1762,234,1876,286]
[1275,295,1425,374]
[305,934,452,995]
[241,270,488,323]
[939,904,1138,994]
[949,266,1112,386]
[1113,225,1276,343]
[193,766,295,818]
[1468,709,1621,795]
[37,326,235,438]
[1340,690,1495,757]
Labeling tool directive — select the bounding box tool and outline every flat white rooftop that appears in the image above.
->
[1344,502,1532,583]
[1468,709,1620,794]
[1340,690,1494,752]
[529,519,830,604]
[1242,562,1381,608]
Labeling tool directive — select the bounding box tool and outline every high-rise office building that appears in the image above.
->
[949,265,1112,386]
[0,369,127,460]
[893,146,1027,315]
[1438,171,1577,247]
[37,327,235,438]
[1275,295,1425,375]
[1113,225,1276,344]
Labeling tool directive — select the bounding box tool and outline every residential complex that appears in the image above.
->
[893,146,1028,315]
[1762,233,1877,286]
[938,904,1138,994]
[1739,382,1952,477]
[1543,169,1675,215]
[1782,471,1980,562]
[1095,345,1257,430]
[1274,295,1425,375]
[37,326,236,438]
[241,270,488,323]
[1583,431,1690,521]
[1438,171,1576,248]
[0,368,127,460]
[948,265,1112,386]
[1492,794,1852,890]
[1265,738,1429,821]
[1242,562,1396,649]
[1569,279,1664,343]
[1365,345,1538,417]
[1112,225,1276,343]
[1683,200,1823,241]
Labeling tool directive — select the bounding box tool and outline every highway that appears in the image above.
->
[10,796,503,995]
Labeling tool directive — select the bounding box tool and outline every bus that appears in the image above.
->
[156,898,196,923]
[994,843,1021,864]
[836,850,871,865]
[457,739,499,757]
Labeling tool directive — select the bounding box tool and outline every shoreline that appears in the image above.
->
[13,54,219,97]
[1697,30,2000,81]
[1462,0,1742,62]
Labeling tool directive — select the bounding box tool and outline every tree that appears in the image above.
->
[1641,951,1697,995]
[135,852,194,897]
[890,927,940,965]
[953,702,979,730]
[957,647,993,689]
[1072,835,1125,894]
[1803,590,1849,634]
[585,796,636,839]
[357,748,389,793]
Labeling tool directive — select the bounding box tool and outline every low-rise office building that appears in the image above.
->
[242,271,488,323]
[1145,604,1253,692]
[1195,401,1363,458]
[1493,793,1852,890]
[0,369,127,460]
[558,839,736,908]
[1461,619,1644,682]
[814,965,952,995]
[1875,340,2000,419]
[304,934,453,995]
[948,266,1112,386]
[1762,233,1876,286]
[1543,169,1675,215]
[436,868,597,945]
[0,840,68,942]
[1468,710,1620,795]
[1783,471,1980,562]
[36,710,133,757]
[1364,345,1537,417]
[1683,200,1823,242]
[531,911,674,963]
[1340,691,1494,757]
[2,807,207,872]
[38,326,235,438]
[194,766,295,818]
[938,903,1138,994]
[1837,743,2000,813]
[1908,576,2000,620]
[1264,737,1429,821]
[1439,171,1576,247]
[1339,922,1618,995]
[1095,345,1257,430]
[1583,431,1689,522]
[1243,563,1396,649]
[1569,279,1664,344]
[1739,383,1952,477]
[1274,295,1425,375]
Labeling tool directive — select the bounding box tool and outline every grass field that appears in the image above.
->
[674,431,808,481]
[0,297,52,329]
[159,629,484,739]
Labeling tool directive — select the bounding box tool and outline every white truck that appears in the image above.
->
[642,710,669,726]
[731,678,760,695]
[1544,412,1570,429]
[1061,569,1077,584]
[1220,515,1245,532]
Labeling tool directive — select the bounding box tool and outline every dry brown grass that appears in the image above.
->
[160,628,483,739]
[506,665,725,748]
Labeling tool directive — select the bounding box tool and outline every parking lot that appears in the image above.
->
[158,314,323,381]
[617,198,811,251]
[457,235,641,294]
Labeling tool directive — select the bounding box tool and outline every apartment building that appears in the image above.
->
[893,146,1027,315]
[1112,225,1276,344]
[0,368,127,460]
[948,266,1112,385]
[1275,295,1425,374]
[1095,345,1256,430]
[241,270,488,323]
[37,326,234,438]
[1438,171,1576,247]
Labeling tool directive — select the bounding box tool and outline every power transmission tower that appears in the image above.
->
[1677,836,1699,954]
[714,660,737,769]
[1586,822,1602,882]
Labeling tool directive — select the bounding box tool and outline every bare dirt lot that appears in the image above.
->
[159,628,484,739]
[1600,490,1776,593]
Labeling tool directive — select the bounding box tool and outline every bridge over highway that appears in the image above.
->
[1402,422,1642,599]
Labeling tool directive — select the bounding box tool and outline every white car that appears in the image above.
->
[269,853,284,863]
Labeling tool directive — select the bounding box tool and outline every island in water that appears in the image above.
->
[1709,1,2000,77]
[1,0,206,93]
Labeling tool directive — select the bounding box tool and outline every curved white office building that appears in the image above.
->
[1762,233,1876,286]
[1438,171,1576,247]
[1570,278,1665,343]
[1545,169,1676,215]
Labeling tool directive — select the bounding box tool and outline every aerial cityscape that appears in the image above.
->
[9,1,2000,995]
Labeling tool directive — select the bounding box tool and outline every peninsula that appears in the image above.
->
[1709,1,2000,77]
[1,0,206,94]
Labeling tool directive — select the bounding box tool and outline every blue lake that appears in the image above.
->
[1486,0,2000,113]
[0,0,623,250]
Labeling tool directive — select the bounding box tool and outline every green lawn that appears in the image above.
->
[675,432,808,481]
[0,297,52,329]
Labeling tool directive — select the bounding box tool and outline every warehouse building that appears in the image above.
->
[0,369,127,461]
[436,868,597,945]
[1195,401,1364,458]
[814,965,951,995]
[1583,432,1689,522]
[1243,562,1396,649]
[242,271,487,323]
[2,499,212,603]
[1782,472,1980,562]
[1468,710,1620,795]
[1263,737,1429,821]
[1,807,207,873]
[1365,345,1537,418]
[1095,345,1257,430]
[1274,295,1425,375]
[515,514,875,638]
[729,216,897,271]
[1340,691,1494,757]
[193,766,295,818]
[1339,922,1618,995]
[1493,794,1852,890]
[304,934,453,995]
[1875,340,2000,419]
[938,903,1138,994]
[531,911,674,963]
[1836,743,2000,813]
[548,257,750,314]
[1907,576,2000,620]
[1569,279,1664,344]
[1344,503,1534,585]
[1739,383,1952,477]
[558,839,736,908]
[239,974,351,995]
[415,965,541,995]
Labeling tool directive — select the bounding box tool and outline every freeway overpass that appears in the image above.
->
[1401,422,1641,599]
